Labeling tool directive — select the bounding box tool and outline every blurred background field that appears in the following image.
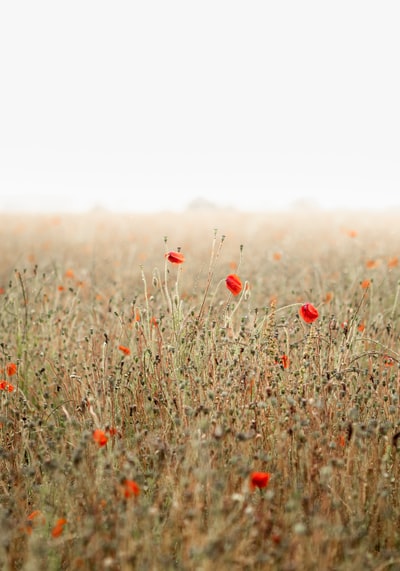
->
[2,208,400,307]
[0,210,399,570]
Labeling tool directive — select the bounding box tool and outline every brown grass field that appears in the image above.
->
[0,208,400,570]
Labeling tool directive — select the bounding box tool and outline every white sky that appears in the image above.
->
[1,1,399,213]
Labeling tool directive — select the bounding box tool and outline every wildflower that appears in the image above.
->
[165,251,185,264]
[0,381,14,392]
[6,363,17,376]
[272,252,282,261]
[280,354,290,369]
[118,345,131,356]
[361,279,370,290]
[299,303,319,324]
[366,259,379,269]
[357,321,366,332]
[388,256,398,269]
[271,533,282,544]
[324,291,333,303]
[250,471,271,490]
[383,355,395,367]
[93,429,108,447]
[122,479,140,498]
[65,269,75,279]
[99,499,107,510]
[27,510,43,521]
[25,510,45,535]
[57,285,65,292]
[107,427,121,437]
[0,287,5,295]
[51,518,67,538]
[225,274,242,296]
[338,434,346,448]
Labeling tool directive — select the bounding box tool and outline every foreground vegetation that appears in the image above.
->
[0,209,399,570]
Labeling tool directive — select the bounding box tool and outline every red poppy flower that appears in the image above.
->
[25,510,46,534]
[225,274,242,296]
[165,251,185,264]
[250,471,271,490]
[122,479,140,498]
[118,345,131,356]
[366,259,379,269]
[93,429,108,447]
[27,510,43,521]
[280,354,290,369]
[6,363,17,376]
[357,321,366,332]
[107,427,121,437]
[299,303,319,324]
[383,355,395,367]
[0,381,14,392]
[51,518,67,538]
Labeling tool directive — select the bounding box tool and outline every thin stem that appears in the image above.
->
[197,231,225,324]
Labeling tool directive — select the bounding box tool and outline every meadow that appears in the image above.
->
[0,208,399,571]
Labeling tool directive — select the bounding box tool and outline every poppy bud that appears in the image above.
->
[225,274,242,296]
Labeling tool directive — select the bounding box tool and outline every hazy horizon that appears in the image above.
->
[1,187,400,214]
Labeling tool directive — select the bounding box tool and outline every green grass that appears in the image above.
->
[0,209,399,570]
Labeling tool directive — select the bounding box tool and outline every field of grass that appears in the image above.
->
[0,209,399,570]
